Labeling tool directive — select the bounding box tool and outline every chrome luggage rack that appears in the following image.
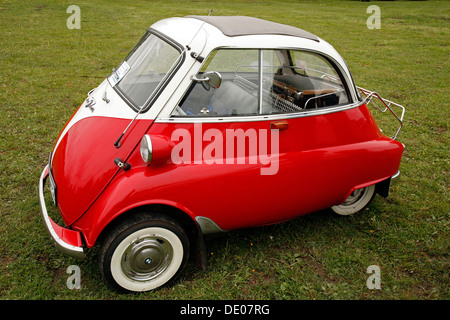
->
[357,86,405,140]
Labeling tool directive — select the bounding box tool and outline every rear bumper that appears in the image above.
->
[39,165,85,259]
[391,170,401,186]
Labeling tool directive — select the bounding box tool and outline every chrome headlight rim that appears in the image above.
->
[140,134,152,164]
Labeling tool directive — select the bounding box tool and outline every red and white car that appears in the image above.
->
[39,15,405,292]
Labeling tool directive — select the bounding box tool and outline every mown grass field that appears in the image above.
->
[0,0,448,300]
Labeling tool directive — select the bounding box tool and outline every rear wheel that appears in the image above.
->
[331,185,376,216]
[99,214,189,293]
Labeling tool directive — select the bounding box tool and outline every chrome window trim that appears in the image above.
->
[258,50,264,114]
[158,100,365,124]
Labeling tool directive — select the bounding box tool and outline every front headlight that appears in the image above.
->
[140,134,152,165]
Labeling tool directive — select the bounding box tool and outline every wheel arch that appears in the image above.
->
[96,203,208,271]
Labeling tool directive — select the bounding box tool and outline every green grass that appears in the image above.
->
[0,0,448,300]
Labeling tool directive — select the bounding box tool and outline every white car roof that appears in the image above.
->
[149,16,356,97]
[151,16,344,63]
[186,15,320,41]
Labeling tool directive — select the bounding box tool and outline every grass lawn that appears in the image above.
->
[0,0,448,300]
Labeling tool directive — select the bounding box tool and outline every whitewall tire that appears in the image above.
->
[331,185,376,216]
[99,214,189,293]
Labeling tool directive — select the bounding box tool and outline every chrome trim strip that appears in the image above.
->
[195,216,225,235]
[258,50,264,114]
[141,134,153,164]
[158,100,364,124]
[391,170,400,186]
[39,165,85,259]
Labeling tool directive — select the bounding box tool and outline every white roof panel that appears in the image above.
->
[186,16,319,42]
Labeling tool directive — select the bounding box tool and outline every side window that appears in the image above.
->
[282,50,349,110]
[172,49,350,117]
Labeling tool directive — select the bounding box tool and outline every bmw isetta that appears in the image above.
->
[39,15,405,292]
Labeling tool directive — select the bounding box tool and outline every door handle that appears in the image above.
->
[270,120,288,131]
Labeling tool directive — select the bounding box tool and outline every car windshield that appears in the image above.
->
[108,31,182,110]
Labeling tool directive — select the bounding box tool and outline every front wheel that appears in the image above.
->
[331,185,376,216]
[99,214,189,293]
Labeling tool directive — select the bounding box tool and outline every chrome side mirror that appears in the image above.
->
[191,71,222,91]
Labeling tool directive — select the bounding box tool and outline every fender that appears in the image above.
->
[72,164,199,248]
[337,138,404,203]
[72,163,210,271]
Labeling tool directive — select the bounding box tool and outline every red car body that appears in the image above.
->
[39,16,405,292]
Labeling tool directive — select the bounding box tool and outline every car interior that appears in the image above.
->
[173,49,349,117]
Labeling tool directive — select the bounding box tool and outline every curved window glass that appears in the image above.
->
[109,31,182,110]
[173,48,350,117]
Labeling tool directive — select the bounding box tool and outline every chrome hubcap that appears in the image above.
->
[342,188,366,206]
[121,237,173,282]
